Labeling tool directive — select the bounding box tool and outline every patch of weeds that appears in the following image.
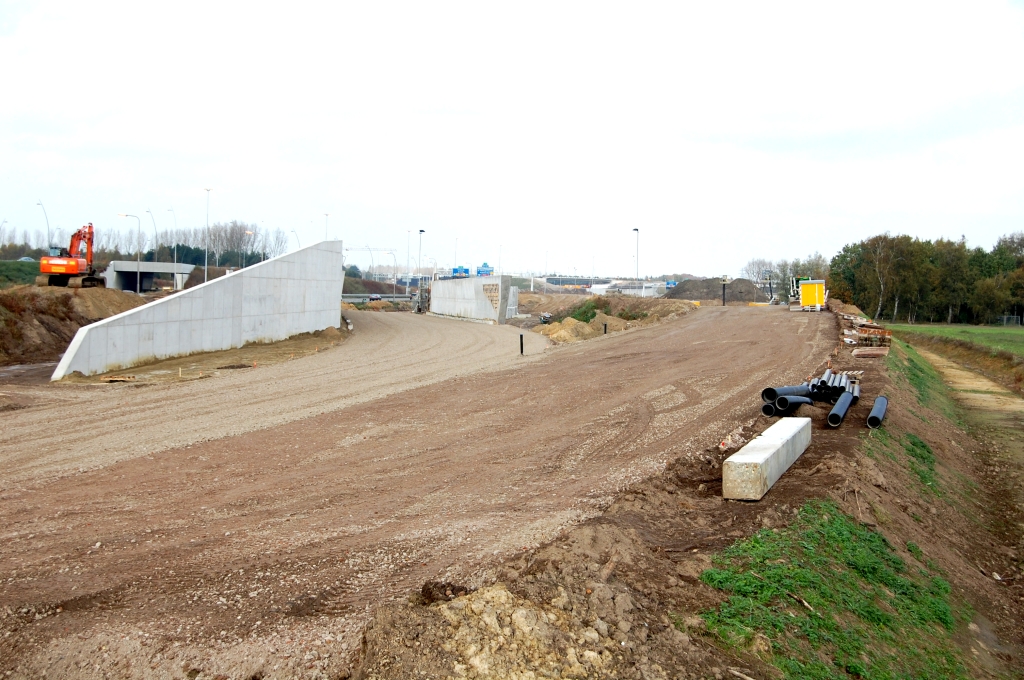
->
[911,512,923,523]
[864,427,897,462]
[566,297,612,323]
[904,434,940,494]
[906,542,924,562]
[700,500,966,680]
[616,306,649,321]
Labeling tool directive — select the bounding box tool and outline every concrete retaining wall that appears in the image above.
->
[51,241,345,380]
[429,276,511,324]
[722,417,812,500]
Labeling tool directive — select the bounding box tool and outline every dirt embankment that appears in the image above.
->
[665,277,767,305]
[0,286,145,365]
[355,326,1024,678]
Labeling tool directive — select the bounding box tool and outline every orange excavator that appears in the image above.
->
[36,222,106,288]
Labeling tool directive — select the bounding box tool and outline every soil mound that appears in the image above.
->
[0,286,145,365]
[665,277,767,303]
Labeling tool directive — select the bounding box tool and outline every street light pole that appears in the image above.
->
[417,230,425,310]
[633,228,639,285]
[406,230,410,294]
[119,213,142,294]
[385,251,398,297]
[145,209,158,264]
[204,189,211,283]
[167,208,178,289]
[291,230,301,249]
[36,201,50,249]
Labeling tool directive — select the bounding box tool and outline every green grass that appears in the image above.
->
[0,261,39,288]
[698,500,967,680]
[903,434,940,494]
[886,339,959,423]
[887,323,1024,358]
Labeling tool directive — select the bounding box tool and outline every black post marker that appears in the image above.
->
[520,334,524,355]
[604,323,607,334]
[722,282,726,307]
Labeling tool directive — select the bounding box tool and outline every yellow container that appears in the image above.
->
[799,280,826,307]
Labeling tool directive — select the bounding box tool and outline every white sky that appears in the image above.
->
[2,1,1023,277]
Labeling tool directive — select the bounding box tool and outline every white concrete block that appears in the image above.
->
[722,417,812,501]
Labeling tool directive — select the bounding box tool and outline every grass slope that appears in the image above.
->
[699,500,965,679]
[887,323,1024,358]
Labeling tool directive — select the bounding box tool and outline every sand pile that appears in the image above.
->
[533,313,664,344]
[590,312,628,333]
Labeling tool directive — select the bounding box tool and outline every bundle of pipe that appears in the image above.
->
[761,383,811,403]
[808,369,858,404]
[762,394,814,417]
[867,396,888,429]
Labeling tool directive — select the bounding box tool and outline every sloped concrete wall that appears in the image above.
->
[429,276,510,324]
[51,241,345,380]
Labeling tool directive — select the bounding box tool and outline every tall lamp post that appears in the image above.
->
[167,208,178,290]
[417,229,425,281]
[405,230,411,294]
[204,188,211,282]
[145,209,158,264]
[291,230,301,249]
[37,201,50,249]
[118,213,142,294]
[384,251,398,297]
[632,228,639,286]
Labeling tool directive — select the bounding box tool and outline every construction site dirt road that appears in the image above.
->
[0,307,831,679]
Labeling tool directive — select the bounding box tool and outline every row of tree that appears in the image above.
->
[0,221,292,270]
[827,233,1024,324]
[740,253,831,300]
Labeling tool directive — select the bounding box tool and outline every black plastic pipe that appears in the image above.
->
[867,396,888,429]
[776,395,813,411]
[761,384,811,403]
[761,402,777,417]
[827,391,855,427]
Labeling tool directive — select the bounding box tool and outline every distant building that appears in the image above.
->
[544,276,612,289]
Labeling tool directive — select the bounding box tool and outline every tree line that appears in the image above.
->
[0,221,291,269]
[740,253,831,300]
[827,233,1024,324]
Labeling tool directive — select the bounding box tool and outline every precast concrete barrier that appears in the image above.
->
[51,241,345,380]
[722,417,812,500]
[429,276,512,324]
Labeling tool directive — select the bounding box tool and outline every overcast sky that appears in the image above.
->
[2,1,1023,278]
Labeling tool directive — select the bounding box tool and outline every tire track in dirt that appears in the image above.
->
[0,307,832,679]
[0,311,548,486]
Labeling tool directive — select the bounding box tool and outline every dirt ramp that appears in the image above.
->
[0,286,144,365]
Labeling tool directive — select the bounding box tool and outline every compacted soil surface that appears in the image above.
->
[0,306,831,678]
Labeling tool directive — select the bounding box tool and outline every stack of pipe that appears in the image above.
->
[762,370,863,422]
[760,382,812,417]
